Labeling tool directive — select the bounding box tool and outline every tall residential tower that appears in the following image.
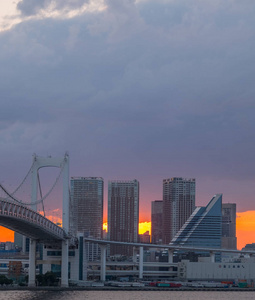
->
[151,200,163,244]
[108,179,139,256]
[70,177,104,260]
[222,203,237,249]
[163,177,195,244]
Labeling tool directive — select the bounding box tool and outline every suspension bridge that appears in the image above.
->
[2,155,255,286]
[0,154,72,287]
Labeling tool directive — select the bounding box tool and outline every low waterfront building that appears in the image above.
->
[178,260,255,281]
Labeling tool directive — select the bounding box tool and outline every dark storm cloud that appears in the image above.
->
[17,0,90,16]
[1,0,255,211]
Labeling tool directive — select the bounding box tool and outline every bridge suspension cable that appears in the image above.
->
[6,159,35,199]
[0,157,66,206]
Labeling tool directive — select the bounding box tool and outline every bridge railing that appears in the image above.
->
[0,199,65,239]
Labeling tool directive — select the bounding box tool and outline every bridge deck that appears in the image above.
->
[0,199,65,243]
[0,215,64,243]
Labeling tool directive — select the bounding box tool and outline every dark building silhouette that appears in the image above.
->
[151,200,163,244]
[139,231,150,243]
[222,203,237,249]
[108,180,139,256]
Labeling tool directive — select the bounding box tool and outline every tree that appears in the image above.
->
[36,272,58,286]
[0,275,13,286]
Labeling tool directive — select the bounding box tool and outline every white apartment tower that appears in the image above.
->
[70,177,103,261]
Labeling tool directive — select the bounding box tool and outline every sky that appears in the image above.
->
[0,0,255,248]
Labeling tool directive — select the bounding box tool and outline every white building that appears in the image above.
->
[70,177,104,261]
[178,260,255,281]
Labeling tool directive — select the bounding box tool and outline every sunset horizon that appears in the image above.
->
[1,0,255,290]
[1,209,254,250]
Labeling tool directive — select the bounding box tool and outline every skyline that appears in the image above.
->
[0,153,253,251]
[1,1,255,250]
[1,211,255,250]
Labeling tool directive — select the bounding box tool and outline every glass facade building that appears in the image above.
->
[171,194,222,262]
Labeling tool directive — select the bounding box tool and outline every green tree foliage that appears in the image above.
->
[0,275,13,286]
[36,271,58,286]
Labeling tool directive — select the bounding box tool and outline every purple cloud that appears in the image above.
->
[17,0,90,16]
[1,0,255,215]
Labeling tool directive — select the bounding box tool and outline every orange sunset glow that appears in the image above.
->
[103,221,151,235]
[1,212,255,249]
[0,227,14,242]
[236,211,255,250]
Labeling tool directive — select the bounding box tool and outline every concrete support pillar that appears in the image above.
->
[28,239,36,287]
[168,249,173,263]
[42,246,51,274]
[61,240,69,287]
[139,246,144,279]
[133,247,138,263]
[100,244,107,281]
[210,251,215,263]
[83,238,87,281]
[132,247,137,271]
[70,247,79,281]
[22,236,27,254]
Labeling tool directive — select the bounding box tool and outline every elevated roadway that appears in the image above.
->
[0,198,66,244]
[84,237,255,255]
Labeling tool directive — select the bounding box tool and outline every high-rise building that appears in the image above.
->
[171,194,222,262]
[163,177,195,244]
[70,177,103,261]
[151,200,163,244]
[222,203,237,249]
[108,179,139,256]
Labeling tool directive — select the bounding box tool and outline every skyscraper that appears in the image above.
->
[151,200,163,244]
[222,203,237,249]
[108,179,139,256]
[163,177,195,244]
[70,177,103,261]
[171,194,222,262]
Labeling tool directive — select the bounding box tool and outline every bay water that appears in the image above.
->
[0,290,255,300]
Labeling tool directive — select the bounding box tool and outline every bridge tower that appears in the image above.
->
[28,153,69,287]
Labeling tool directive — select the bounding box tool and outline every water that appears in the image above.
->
[0,291,255,300]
